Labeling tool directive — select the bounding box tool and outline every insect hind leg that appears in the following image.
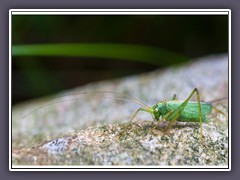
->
[212,106,226,117]
[155,88,204,143]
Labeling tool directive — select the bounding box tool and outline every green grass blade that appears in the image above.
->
[12,43,189,66]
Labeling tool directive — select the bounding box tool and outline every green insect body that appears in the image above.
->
[152,101,212,123]
[120,88,213,143]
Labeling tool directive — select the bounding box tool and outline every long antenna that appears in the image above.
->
[52,91,150,108]
[20,91,150,119]
[208,96,228,103]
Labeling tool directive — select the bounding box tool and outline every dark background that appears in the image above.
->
[12,15,228,104]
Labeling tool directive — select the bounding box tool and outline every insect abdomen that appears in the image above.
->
[165,101,212,122]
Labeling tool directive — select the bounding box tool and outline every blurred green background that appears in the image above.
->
[12,15,228,104]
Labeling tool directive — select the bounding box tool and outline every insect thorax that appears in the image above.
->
[152,101,168,121]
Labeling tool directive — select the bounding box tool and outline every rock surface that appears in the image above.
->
[12,54,229,166]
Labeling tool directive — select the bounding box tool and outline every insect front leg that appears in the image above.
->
[118,107,151,139]
[149,110,174,134]
[149,93,178,134]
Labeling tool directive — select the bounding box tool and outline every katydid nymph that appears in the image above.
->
[119,88,226,143]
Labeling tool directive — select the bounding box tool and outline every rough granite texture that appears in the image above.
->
[12,54,229,166]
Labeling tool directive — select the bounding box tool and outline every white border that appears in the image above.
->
[11,165,228,171]
[228,9,231,171]
[9,9,13,171]
[9,9,231,171]
[11,9,229,15]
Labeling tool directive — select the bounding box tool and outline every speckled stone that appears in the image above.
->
[12,54,228,166]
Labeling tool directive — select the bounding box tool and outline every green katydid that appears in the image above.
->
[119,88,227,143]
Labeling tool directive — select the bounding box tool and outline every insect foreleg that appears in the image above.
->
[118,107,151,139]
[149,110,174,134]
[126,108,151,127]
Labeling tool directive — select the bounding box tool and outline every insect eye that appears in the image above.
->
[155,108,158,112]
